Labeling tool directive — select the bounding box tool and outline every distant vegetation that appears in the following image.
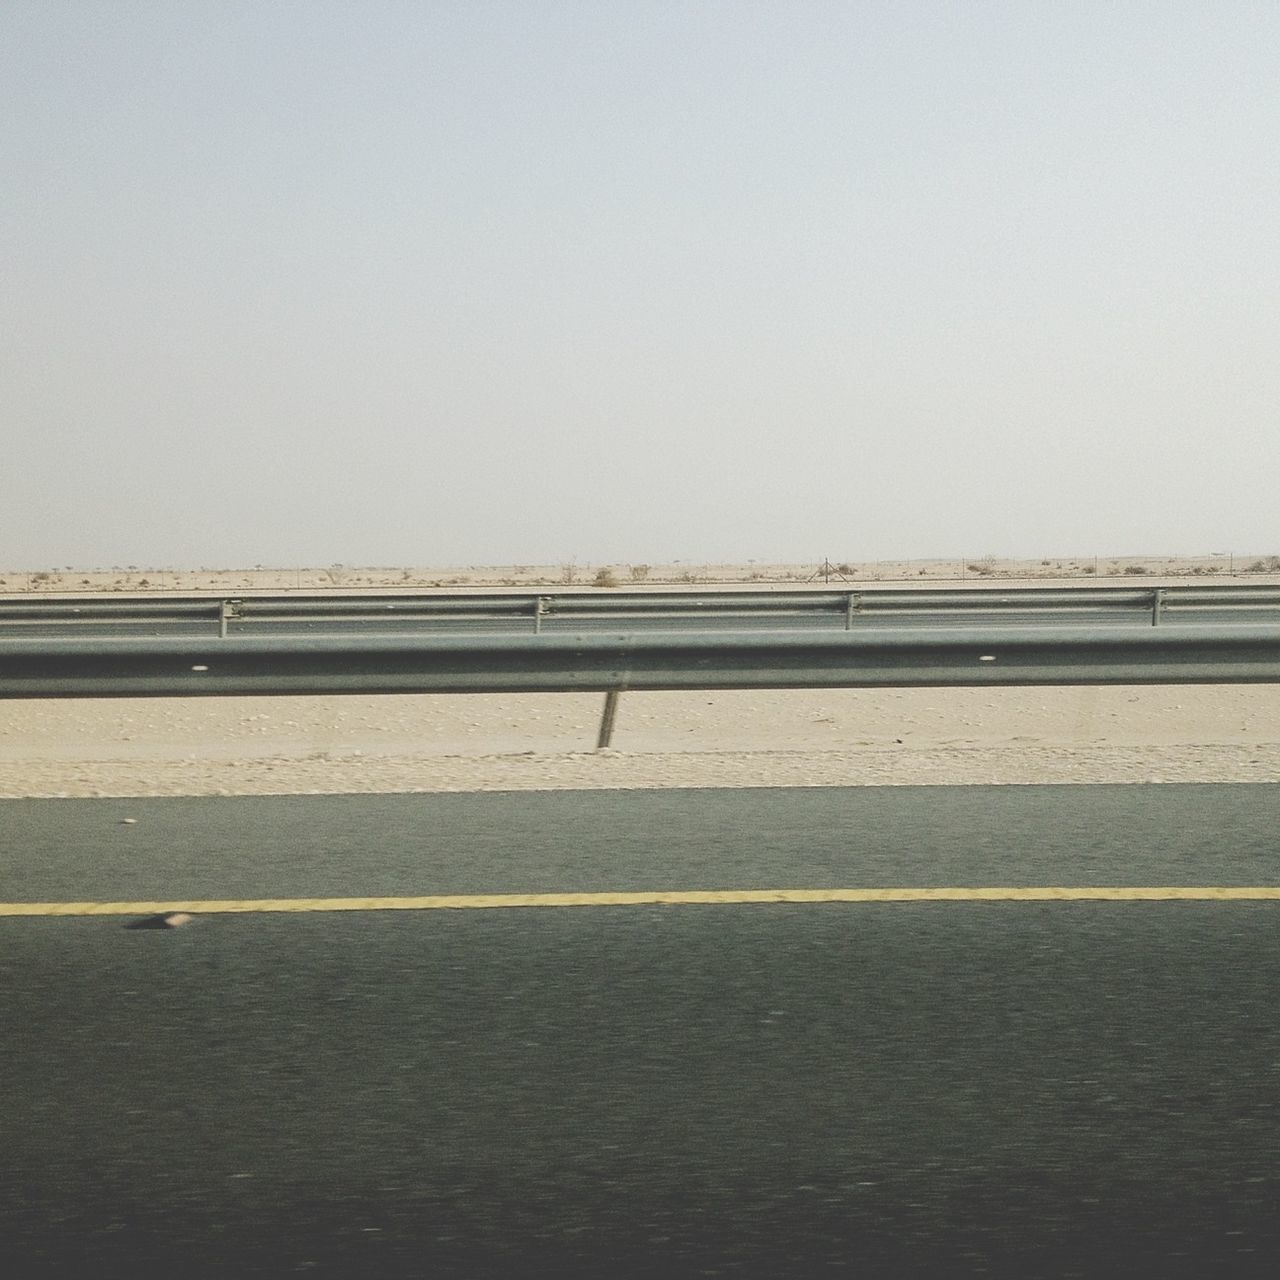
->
[6,555,1280,592]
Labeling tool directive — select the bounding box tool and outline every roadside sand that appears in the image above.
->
[2,685,1278,797]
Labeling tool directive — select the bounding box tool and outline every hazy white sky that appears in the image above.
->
[4,1,1278,569]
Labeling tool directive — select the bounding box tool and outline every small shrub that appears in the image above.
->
[630,564,650,581]
[594,567,619,588]
[1123,565,1149,575]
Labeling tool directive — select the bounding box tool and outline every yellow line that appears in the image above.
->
[4,887,1280,916]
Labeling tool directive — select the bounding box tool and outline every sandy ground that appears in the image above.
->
[6,552,1277,594]
[4,561,1278,797]
[2,685,1278,797]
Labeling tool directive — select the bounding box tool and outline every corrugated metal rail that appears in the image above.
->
[4,587,1279,746]
[4,625,1280,698]
[5,584,1280,636]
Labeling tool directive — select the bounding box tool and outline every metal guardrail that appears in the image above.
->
[5,584,1280,635]
[3,625,1279,693]
[3,587,1279,746]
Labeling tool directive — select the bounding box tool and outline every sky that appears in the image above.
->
[4,1,1278,569]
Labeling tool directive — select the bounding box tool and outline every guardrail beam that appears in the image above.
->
[2,626,1279,699]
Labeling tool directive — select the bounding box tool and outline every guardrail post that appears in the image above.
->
[846,592,860,630]
[218,599,244,638]
[534,596,546,634]
[1152,589,1165,626]
[596,689,622,749]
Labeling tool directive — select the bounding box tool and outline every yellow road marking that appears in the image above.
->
[3,887,1280,916]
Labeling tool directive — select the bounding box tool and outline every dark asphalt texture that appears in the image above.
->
[4,785,1280,1278]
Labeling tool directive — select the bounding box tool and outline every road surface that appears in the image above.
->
[4,784,1280,1277]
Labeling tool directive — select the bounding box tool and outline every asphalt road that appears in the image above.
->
[4,785,1280,1278]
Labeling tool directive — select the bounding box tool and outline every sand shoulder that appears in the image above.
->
[2,685,1277,797]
